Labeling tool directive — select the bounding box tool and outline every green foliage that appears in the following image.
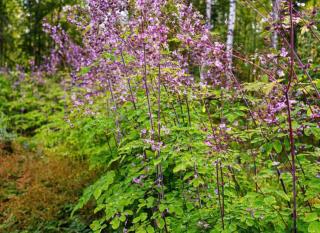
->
[61,77,319,232]
[0,72,66,137]
[0,112,14,142]
[0,74,15,145]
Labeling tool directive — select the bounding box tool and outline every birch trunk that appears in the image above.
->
[120,1,129,25]
[0,0,3,67]
[201,0,213,81]
[206,0,212,29]
[226,0,236,72]
[272,0,280,49]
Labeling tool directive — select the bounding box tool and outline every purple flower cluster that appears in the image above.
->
[42,0,228,107]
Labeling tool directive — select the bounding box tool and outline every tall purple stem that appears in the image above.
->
[286,1,297,232]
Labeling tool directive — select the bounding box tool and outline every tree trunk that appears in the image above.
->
[0,0,4,67]
[272,0,280,49]
[226,0,236,72]
[206,0,212,29]
[201,0,213,82]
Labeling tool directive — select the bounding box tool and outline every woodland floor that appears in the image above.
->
[0,143,97,233]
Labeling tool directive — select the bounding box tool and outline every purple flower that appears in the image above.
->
[280,48,288,57]
[132,175,146,184]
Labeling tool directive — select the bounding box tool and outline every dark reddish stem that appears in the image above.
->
[107,78,121,144]
[219,161,225,224]
[141,23,154,139]
[216,161,224,229]
[157,57,165,200]
[120,49,137,110]
[287,1,297,232]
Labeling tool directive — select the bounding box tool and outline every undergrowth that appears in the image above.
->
[0,143,97,233]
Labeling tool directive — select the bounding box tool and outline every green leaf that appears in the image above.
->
[305,128,312,137]
[275,191,290,202]
[264,196,276,205]
[90,220,101,231]
[73,172,115,215]
[79,66,91,75]
[226,113,238,123]
[125,210,134,215]
[192,177,204,187]
[147,225,155,233]
[146,197,155,208]
[157,218,165,229]
[111,217,120,230]
[246,219,254,226]
[93,188,102,200]
[108,156,121,168]
[243,81,277,95]
[304,213,318,223]
[202,105,206,113]
[301,25,310,35]
[173,163,186,173]
[311,127,320,139]
[186,202,194,211]
[102,52,116,61]
[120,214,126,222]
[72,186,95,216]
[94,204,105,214]
[183,172,194,181]
[133,216,140,224]
[154,157,162,166]
[137,227,147,233]
[159,204,166,212]
[284,137,290,151]
[261,143,273,155]
[140,212,148,222]
[273,140,282,153]
[308,221,320,233]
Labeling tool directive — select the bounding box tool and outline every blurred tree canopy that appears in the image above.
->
[0,0,319,80]
[0,0,79,68]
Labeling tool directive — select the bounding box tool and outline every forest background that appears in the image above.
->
[0,0,319,232]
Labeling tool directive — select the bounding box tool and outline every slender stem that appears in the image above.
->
[256,183,289,228]
[120,50,137,110]
[287,1,297,232]
[227,165,241,195]
[251,148,258,192]
[185,94,202,208]
[163,84,180,126]
[219,161,225,224]
[286,92,297,232]
[157,58,164,200]
[185,94,191,127]
[270,154,291,208]
[107,78,121,144]
[142,44,154,137]
[216,161,224,229]
[177,94,185,125]
[141,14,167,232]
